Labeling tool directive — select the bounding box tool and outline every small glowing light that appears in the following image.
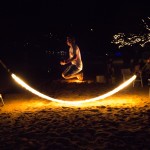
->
[49,32,53,36]
[11,73,136,105]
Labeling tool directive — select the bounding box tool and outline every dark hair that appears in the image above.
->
[67,36,76,44]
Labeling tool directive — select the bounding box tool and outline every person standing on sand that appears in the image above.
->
[60,36,83,81]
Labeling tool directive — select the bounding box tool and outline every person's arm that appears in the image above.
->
[64,54,77,64]
[63,45,78,64]
[60,55,74,65]
[60,55,77,65]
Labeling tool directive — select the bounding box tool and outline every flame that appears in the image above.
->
[11,73,136,105]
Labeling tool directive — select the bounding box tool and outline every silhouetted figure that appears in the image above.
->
[141,57,150,85]
[106,58,115,84]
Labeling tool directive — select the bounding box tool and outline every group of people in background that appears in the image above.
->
[132,57,150,85]
[107,56,150,85]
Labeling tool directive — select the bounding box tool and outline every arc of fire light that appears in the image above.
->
[11,73,136,105]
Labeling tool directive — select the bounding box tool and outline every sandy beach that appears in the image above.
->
[0,0,149,149]
[0,79,150,150]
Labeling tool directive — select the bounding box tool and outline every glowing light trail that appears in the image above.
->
[11,73,136,105]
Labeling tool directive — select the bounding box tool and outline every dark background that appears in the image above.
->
[0,0,150,84]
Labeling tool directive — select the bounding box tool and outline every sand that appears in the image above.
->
[0,79,150,150]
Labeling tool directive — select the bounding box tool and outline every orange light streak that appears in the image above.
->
[11,73,136,105]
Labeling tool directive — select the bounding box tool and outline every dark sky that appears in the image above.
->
[0,1,149,54]
[0,1,149,32]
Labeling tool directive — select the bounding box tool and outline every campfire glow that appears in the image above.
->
[11,73,136,105]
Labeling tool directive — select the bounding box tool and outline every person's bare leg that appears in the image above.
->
[62,73,76,79]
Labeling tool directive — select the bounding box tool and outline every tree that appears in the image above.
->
[111,17,150,48]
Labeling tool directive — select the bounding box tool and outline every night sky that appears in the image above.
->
[0,1,149,79]
[0,1,149,39]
